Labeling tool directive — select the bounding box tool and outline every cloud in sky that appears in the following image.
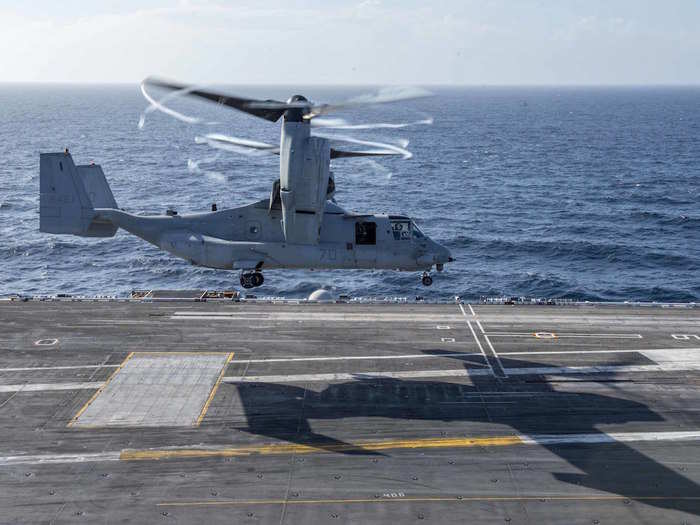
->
[2,0,699,84]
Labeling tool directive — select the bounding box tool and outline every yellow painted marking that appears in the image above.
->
[68,352,135,427]
[158,495,700,507]
[195,352,234,426]
[120,435,523,461]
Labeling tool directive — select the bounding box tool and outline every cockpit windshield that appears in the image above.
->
[411,222,424,239]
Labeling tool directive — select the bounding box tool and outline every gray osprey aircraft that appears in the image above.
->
[39,78,453,288]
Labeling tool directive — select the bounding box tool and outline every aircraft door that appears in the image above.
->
[354,221,377,267]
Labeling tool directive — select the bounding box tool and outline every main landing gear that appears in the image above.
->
[421,272,433,287]
[240,271,264,289]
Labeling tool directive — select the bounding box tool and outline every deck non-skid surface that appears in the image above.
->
[0,301,699,524]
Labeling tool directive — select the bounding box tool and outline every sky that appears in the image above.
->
[1,0,699,85]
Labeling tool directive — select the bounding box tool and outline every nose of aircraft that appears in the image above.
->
[436,243,453,264]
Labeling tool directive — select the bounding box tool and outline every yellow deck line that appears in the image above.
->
[195,352,234,426]
[120,435,523,461]
[158,495,700,507]
[68,352,135,427]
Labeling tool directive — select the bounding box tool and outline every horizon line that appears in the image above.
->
[1,81,699,88]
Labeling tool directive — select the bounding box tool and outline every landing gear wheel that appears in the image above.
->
[240,272,255,289]
[252,272,264,287]
[421,272,433,287]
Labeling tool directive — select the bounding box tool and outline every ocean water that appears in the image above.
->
[0,84,698,301]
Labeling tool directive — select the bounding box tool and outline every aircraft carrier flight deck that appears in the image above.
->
[1,298,699,523]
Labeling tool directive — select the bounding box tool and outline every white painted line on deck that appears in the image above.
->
[0,451,121,466]
[224,368,489,383]
[520,430,700,446]
[6,360,700,393]
[0,382,104,393]
[170,312,464,323]
[235,352,483,364]
[4,430,700,466]
[466,320,495,376]
[234,346,700,364]
[223,362,700,384]
[0,364,120,373]
[500,347,700,356]
[461,308,506,378]
[487,332,643,339]
[467,304,476,317]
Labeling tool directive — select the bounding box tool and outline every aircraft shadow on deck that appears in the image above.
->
[233,352,700,517]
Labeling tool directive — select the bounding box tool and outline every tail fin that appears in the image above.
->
[40,152,118,237]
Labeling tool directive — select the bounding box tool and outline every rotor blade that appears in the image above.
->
[312,117,434,130]
[200,133,279,151]
[305,86,433,119]
[144,77,287,122]
[195,133,280,157]
[330,148,405,159]
[318,133,412,159]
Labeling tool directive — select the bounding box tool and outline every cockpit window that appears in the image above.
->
[355,221,377,245]
[411,222,424,239]
[391,220,411,241]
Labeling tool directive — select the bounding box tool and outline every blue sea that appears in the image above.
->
[0,84,698,301]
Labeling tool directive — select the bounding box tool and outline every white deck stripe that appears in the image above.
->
[3,431,700,466]
[501,347,700,356]
[0,364,119,373]
[0,452,121,466]
[467,304,476,317]
[236,352,483,364]
[466,320,495,376]
[0,382,104,393]
[237,347,700,363]
[5,360,700,392]
[171,312,464,322]
[520,431,700,446]
[223,362,700,384]
[487,332,643,339]
[461,306,506,377]
[224,369,489,383]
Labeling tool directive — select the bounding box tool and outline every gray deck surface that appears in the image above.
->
[0,301,699,523]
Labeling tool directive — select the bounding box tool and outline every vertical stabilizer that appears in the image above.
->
[40,152,118,237]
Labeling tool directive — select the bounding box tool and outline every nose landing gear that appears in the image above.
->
[240,271,264,289]
[421,272,433,287]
